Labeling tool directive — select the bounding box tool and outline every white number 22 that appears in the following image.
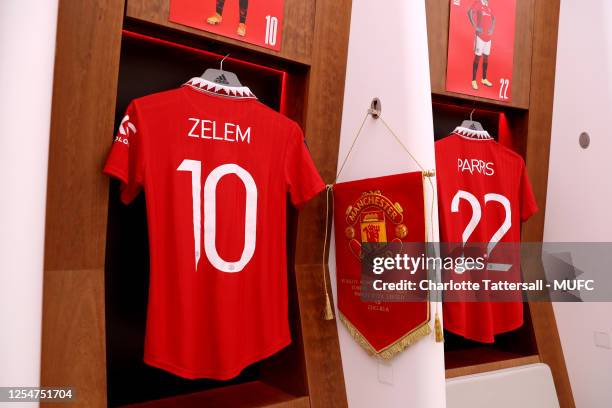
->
[499,78,510,100]
[177,160,257,273]
[451,190,512,272]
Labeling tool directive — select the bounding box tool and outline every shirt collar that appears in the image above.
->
[183,77,257,99]
[452,126,493,140]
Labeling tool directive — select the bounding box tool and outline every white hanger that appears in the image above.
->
[453,108,492,140]
[200,53,242,87]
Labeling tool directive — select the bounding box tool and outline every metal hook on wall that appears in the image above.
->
[368,97,382,119]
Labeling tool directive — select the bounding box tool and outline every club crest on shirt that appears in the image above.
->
[344,190,408,259]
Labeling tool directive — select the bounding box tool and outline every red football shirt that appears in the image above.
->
[435,132,537,343]
[470,0,494,41]
[104,78,325,379]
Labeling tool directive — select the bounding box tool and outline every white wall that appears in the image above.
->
[546,1,612,407]
[0,1,59,405]
[329,1,446,407]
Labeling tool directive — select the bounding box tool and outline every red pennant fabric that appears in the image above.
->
[333,172,430,358]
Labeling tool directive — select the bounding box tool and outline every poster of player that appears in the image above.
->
[169,0,284,51]
[446,0,517,102]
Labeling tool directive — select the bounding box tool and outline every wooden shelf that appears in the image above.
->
[431,92,529,113]
[432,91,528,110]
[445,348,540,379]
[120,381,309,408]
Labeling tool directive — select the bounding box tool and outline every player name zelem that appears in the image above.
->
[188,117,252,144]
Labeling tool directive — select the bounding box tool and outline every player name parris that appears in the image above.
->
[187,117,252,144]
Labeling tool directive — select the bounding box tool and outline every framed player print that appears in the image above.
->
[169,0,285,51]
[445,0,517,102]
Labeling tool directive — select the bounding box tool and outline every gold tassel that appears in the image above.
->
[323,291,334,320]
[322,184,335,321]
[434,311,444,343]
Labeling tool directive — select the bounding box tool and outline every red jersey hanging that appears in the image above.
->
[446,0,517,102]
[333,172,431,358]
[104,78,324,379]
[169,0,284,51]
[435,131,537,343]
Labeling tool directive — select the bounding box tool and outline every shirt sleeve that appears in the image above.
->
[519,162,538,222]
[103,102,146,204]
[284,124,325,208]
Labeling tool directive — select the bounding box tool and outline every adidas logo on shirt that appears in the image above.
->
[214,74,230,85]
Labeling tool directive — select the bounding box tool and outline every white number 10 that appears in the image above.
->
[265,15,278,46]
[177,160,257,273]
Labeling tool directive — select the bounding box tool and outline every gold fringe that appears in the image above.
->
[323,292,334,320]
[434,312,444,343]
[339,313,431,359]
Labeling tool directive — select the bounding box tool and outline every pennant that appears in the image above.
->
[333,172,430,359]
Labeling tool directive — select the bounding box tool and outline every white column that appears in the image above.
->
[0,1,59,406]
[329,1,446,407]
[546,1,612,408]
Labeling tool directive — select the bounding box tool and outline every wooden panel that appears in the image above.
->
[290,1,353,405]
[43,0,125,272]
[40,269,107,407]
[294,265,348,408]
[126,0,315,65]
[527,303,573,407]
[121,381,310,408]
[522,0,574,406]
[425,0,534,109]
[40,0,125,407]
[446,354,540,379]
[297,3,352,263]
[522,3,559,241]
